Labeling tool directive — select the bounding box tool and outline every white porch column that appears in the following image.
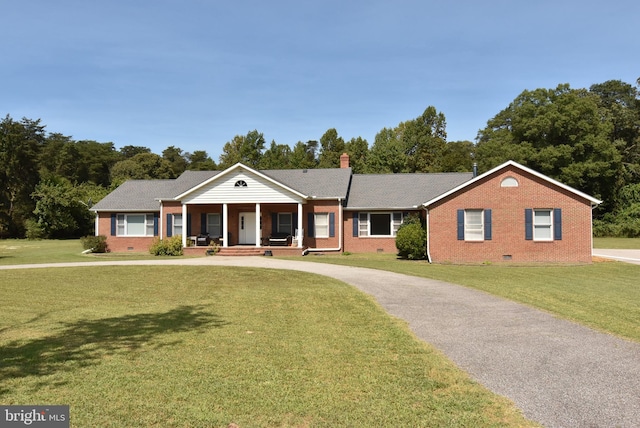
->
[297,203,303,248]
[182,203,188,248]
[255,203,261,247]
[222,203,228,248]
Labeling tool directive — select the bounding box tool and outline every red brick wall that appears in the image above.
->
[302,200,341,249]
[428,166,594,264]
[96,212,155,253]
[343,210,424,254]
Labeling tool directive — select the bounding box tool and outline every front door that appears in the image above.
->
[238,212,256,245]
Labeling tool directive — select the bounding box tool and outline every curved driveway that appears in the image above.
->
[2,256,640,427]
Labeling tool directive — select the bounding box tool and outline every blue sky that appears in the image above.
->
[2,0,638,160]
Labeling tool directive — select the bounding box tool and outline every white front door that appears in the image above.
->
[238,212,256,244]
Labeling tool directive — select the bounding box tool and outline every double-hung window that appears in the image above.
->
[116,213,155,236]
[278,213,292,235]
[464,209,484,241]
[525,208,562,241]
[314,213,329,238]
[457,209,492,241]
[172,214,183,236]
[207,213,221,237]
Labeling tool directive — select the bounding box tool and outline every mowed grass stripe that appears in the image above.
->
[0,266,537,427]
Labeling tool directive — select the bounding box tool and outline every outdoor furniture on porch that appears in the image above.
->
[268,232,292,246]
[196,233,211,246]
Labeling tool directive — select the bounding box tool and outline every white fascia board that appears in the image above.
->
[174,162,308,200]
[422,160,603,207]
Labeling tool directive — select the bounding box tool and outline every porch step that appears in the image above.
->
[217,247,264,256]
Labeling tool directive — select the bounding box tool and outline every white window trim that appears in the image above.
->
[533,209,553,241]
[172,214,183,237]
[315,213,329,238]
[464,209,484,241]
[358,212,403,237]
[116,213,155,237]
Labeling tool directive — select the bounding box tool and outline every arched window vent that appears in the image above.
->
[501,177,519,187]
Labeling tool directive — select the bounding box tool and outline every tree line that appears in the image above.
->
[1,78,639,239]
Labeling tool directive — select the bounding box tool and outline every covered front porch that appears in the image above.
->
[178,201,306,252]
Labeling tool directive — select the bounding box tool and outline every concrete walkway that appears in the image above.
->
[2,257,639,427]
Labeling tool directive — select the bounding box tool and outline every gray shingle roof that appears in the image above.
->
[262,168,352,198]
[91,180,174,211]
[91,167,471,212]
[345,172,473,210]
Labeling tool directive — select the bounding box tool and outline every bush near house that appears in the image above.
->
[395,214,427,260]
[149,235,183,256]
[81,235,108,253]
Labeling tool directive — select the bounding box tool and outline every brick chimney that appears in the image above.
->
[340,152,350,169]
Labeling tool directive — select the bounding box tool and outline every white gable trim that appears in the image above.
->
[422,160,603,207]
[174,163,308,200]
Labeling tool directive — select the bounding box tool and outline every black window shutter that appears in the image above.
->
[525,209,533,240]
[484,209,492,240]
[272,213,278,233]
[166,214,173,237]
[187,213,192,236]
[292,213,297,233]
[554,208,562,240]
[111,214,117,236]
[201,213,207,234]
[153,213,159,236]
[352,212,359,237]
[307,213,315,237]
[457,209,464,240]
[329,212,335,237]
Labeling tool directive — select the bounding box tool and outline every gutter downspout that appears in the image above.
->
[424,207,432,263]
[304,197,343,254]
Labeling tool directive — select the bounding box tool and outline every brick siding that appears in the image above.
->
[428,165,594,264]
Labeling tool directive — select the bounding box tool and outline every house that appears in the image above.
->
[90,155,601,263]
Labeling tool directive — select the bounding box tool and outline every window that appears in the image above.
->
[116,213,155,236]
[172,214,183,236]
[464,210,484,241]
[501,177,519,187]
[525,208,562,241]
[278,213,292,235]
[457,209,492,241]
[315,213,329,238]
[207,213,221,237]
[357,212,403,237]
[533,209,553,241]
[234,180,247,187]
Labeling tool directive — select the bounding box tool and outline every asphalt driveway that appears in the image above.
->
[2,256,639,427]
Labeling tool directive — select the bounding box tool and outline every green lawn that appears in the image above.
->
[0,239,162,265]
[0,266,536,427]
[300,253,640,343]
[593,237,640,249]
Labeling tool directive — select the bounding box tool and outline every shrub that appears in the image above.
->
[395,214,426,260]
[81,235,108,253]
[24,218,45,240]
[149,235,184,256]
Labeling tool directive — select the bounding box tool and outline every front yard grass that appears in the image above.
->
[299,253,640,343]
[0,239,163,265]
[0,266,536,427]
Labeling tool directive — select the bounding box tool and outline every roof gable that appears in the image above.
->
[176,163,308,204]
[422,160,603,207]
